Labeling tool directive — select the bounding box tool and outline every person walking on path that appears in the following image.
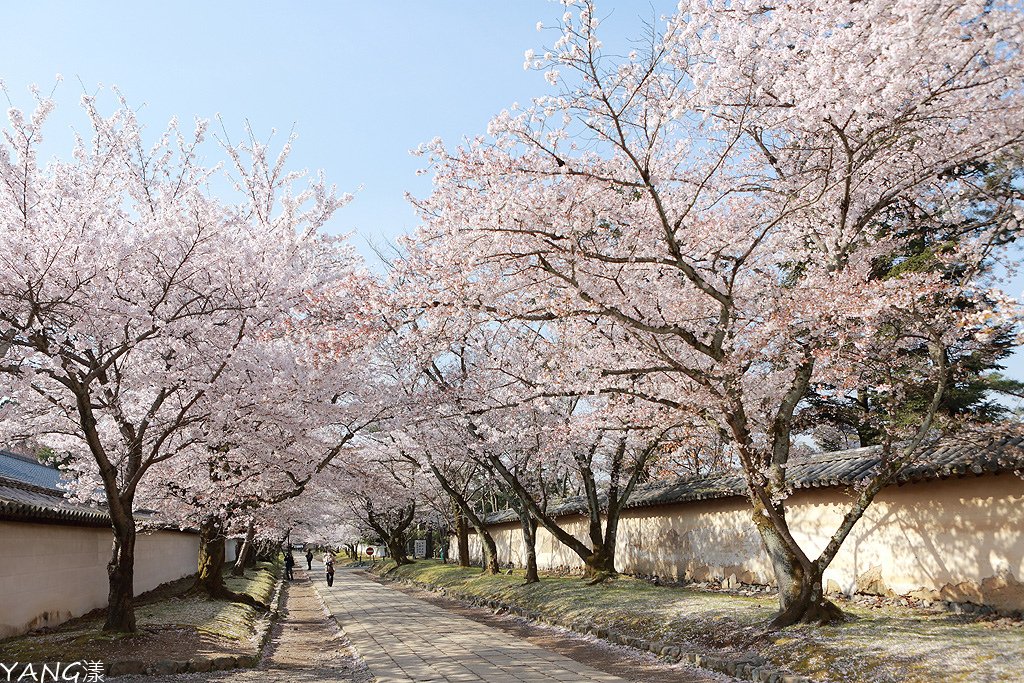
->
[324,550,335,587]
[285,552,295,580]
[305,548,314,570]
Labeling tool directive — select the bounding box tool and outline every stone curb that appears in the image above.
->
[100,569,286,678]
[254,566,288,655]
[383,574,817,683]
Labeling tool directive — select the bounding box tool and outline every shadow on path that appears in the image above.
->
[117,567,369,682]
[317,567,734,683]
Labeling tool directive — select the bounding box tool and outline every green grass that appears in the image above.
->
[377,560,1024,683]
[133,561,278,640]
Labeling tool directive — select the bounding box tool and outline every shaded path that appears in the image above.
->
[118,566,368,681]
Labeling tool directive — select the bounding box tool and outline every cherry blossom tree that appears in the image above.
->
[149,344,385,601]
[319,436,427,567]
[477,402,676,580]
[0,91,366,631]
[408,0,1024,625]
[383,287,686,579]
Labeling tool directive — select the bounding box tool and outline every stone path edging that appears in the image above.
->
[105,569,285,678]
[382,573,817,683]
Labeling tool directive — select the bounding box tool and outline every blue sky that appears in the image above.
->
[0,1,675,253]
[2,1,1023,391]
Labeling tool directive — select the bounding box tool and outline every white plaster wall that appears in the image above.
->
[0,522,203,638]
[461,472,1024,612]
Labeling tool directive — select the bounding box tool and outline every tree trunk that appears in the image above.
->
[480,525,500,574]
[362,499,417,568]
[231,519,256,577]
[386,535,413,566]
[517,510,539,584]
[480,438,655,584]
[455,507,471,568]
[103,517,137,632]
[197,516,229,596]
[424,460,498,573]
[254,539,273,562]
[754,510,843,626]
[246,540,260,568]
[582,542,617,580]
[195,516,267,609]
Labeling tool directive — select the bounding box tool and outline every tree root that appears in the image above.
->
[769,598,846,628]
[187,581,269,611]
[585,571,617,586]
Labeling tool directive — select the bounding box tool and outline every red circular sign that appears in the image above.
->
[365,547,374,556]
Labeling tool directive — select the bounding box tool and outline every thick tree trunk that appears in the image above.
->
[754,511,843,626]
[386,535,413,566]
[246,540,261,568]
[195,516,267,609]
[231,519,256,577]
[582,542,617,581]
[517,511,539,583]
[480,526,500,574]
[723,359,845,627]
[197,516,228,596]
[455,507,471,568]
[103,518,137,632]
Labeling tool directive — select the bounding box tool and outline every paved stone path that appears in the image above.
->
[317,567,628,683]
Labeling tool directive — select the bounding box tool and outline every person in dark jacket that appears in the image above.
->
[284,552,295,580]
[305,548,314,570]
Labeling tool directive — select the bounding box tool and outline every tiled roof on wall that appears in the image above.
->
[0,476,110,526]
[481,435,1024,525]
[0,451,191,531]
[0,450,108,525]
[0,450,64,490]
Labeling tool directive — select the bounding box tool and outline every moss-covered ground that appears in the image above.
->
[0,560,279,665]
[375,560,1024,683]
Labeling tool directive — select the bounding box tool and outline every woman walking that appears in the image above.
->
[324,550,335,587]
